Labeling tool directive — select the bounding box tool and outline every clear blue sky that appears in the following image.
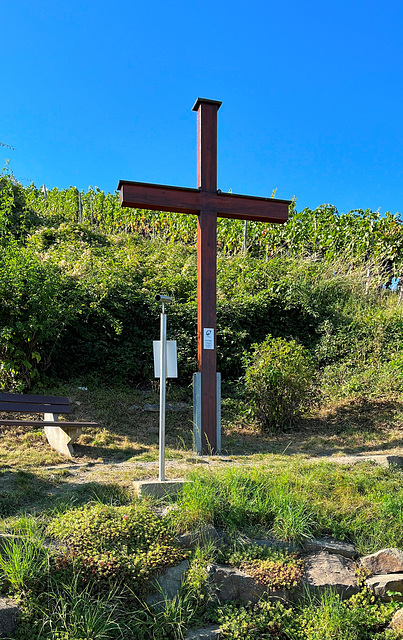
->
[2,0,402,215]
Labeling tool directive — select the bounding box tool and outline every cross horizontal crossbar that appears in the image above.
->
[118,180,290,223]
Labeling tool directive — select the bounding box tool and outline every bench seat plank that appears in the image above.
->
[0,419,97,428]
[0,393,70,405]
[0,403,71,414]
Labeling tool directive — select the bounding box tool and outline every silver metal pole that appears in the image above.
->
[159,302,167,481]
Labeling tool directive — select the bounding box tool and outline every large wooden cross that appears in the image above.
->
[118,98,290,454]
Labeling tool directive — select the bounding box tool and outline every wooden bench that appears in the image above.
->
[0,393,97,457]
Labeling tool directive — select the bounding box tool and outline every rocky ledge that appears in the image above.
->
[163,530,403,639]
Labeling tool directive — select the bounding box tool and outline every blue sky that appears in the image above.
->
[2,0,403,215]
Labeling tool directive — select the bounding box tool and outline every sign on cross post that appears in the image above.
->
[118,98,290,455]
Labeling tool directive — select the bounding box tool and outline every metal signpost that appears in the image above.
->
[154,295,177,481]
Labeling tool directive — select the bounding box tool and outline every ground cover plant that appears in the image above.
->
[0,475,402,640]
[216,589,397,639]
[219,543,305,591]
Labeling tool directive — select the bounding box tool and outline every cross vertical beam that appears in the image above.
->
[195,98,220,192]
[193,99,221,453]
[197,209,217,453]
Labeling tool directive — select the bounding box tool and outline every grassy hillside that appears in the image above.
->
[0,168,401,426]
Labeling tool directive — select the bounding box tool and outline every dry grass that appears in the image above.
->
[223,396,403,459]
[2,386,403,469]
[0,384,402,520]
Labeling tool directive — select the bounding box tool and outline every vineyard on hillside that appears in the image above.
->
[21,180,403,275]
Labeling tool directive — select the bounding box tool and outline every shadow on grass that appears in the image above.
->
[4,386,402,467]
[222,397,403,458]
[0,468,134,520]
[75,443,147,462]
[74,409,194,463]
[74,397,403,461]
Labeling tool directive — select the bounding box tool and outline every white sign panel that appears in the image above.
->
[203,328,214,350]
[153,340,178,378]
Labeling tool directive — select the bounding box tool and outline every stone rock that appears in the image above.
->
[387,456,403,468]
[184,627,221,639]
[176,525,222,549]
[152,503,178,518]
[143,404,159,412]
[146,560,190,605]
[207,564,287,605]
[0,597,18,638]
[366,573,403,601]
[303,537,357,559]
[361,548,403,575]
[166,402,188,412]
[302,551,359,600]
[390,608,403,634]
[134,480,188,499]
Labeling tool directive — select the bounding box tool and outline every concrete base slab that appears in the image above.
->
[133,479,188,499]
[386,456,403,468]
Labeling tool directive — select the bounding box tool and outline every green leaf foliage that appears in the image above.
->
[245,335,315,431]
[0,172,402,399]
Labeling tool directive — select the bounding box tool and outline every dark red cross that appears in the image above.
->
[118,98,290,454]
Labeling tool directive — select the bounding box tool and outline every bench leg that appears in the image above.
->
[44,413,82,457]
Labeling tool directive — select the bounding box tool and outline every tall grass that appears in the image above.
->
[42,576,122,640]
[173,462,403,554]
[0,519,48,593]
[294,588,396,640]
[174,466,317,542]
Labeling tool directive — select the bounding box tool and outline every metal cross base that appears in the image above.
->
[193,372,221,455]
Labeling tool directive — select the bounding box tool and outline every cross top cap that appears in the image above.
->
[192,97,222,112]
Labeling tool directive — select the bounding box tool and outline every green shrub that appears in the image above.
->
[2,173,403,396]
[0,244,75,390]
[0,169,43,239]
[244,335,315,431]
[28,222,110,251]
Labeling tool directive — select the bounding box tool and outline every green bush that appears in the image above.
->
[0,169,43,239]
[245,335,315,431]
[2,173,403,396]
[0,244,77,390]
